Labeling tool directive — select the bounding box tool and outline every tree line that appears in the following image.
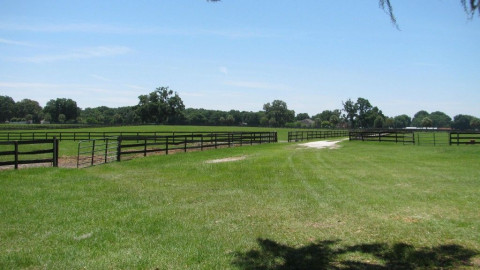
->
[1,87,479,130]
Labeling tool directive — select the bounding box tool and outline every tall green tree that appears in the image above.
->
[429,111,452,128]
[451,114,475,130]
[43,98,80,123]
[15,99,43,123]
[313,110,341,122]
[470,117,480,129]
[374,115,385,128]
[296,113,310,121]
[263,100,295,127]
[356,98,373,128]
[364,106,384,128]
[342,99,357,128]
[0,95,16,122]
[329,114,340,128]
[384,117,395,128]
[137,87,185,124]
[421,117,433,128]
[393,114,411,128]
[411,110,430,127]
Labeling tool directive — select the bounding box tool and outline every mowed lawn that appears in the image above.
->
[0,140,479,269]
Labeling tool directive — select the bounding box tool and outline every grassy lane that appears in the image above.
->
[1,141,479,269]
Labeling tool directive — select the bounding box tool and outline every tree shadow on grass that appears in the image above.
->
[233,238,478,270]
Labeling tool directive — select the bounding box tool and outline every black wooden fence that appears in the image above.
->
[1,131,267,142]
[288,130,349,142]
[77,132,277,168]
[449,132,480,145]
[349,131,415,144]
[350,131,480,146]
[0,138,59,169]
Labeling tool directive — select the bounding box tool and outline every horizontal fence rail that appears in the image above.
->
[0,138,59,169]
[450,132,480,145]
[349,131,415,144]
[77,132,277,168]
[0,131,275,142]
[288,130,349,142]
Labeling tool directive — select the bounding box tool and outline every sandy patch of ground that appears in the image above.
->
[205,156,247,164]
[298,139,347,149]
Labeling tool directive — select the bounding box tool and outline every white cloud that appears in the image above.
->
[90,74,111,82]
[0,23,143,34]
[0,82,64,88]
[0,38,33,47]
[0,23,284,39]
[15,46,132,63]
[126,84,148,91]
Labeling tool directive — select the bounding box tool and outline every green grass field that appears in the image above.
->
[1,133,479,269]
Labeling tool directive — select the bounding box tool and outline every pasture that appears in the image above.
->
[0,127,479,269]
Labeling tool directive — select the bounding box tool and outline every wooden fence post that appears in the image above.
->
[53,137,59,167]
[91,140,96,166]
[14,141,18,170]
[105,138,109,163]
[144,139,147,157]
[184,136,187,152]
[166,137,169,155]
[117,137,122,162]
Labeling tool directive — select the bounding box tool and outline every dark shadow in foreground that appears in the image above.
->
[233,238,478,270]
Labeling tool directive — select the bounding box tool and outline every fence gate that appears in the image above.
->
[416,132,449,146]
[77,137,118,168]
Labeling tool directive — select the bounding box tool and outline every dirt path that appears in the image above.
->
[298,138,348,149]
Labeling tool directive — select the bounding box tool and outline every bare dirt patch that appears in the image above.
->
[298,139,347,149]
[205,156,247,164]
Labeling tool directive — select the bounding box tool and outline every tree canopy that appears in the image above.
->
[262,100,295,127]
[137,87,185,124]
[43,98,80,123]
[0,96,15,123]
[342,98,384,129]
[0,93,478,129]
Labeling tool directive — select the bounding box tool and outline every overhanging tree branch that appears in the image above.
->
[208,1,479,27]
[379,0,399,29]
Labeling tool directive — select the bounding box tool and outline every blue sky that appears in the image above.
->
[1,1,479,118]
